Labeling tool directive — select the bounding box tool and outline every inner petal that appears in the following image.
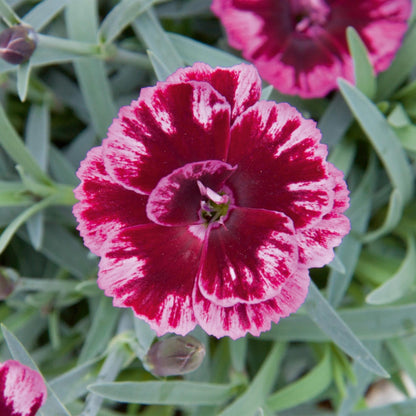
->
[198,207,298,307]
[98,224,203,336]
[146,160,236,226]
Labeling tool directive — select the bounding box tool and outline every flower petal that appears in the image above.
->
[194,266,310,339]
[297,163,350,268]
[98,225,205,336]
[227,101,334,229]
[212,0,411,98]
[0,360,47,416]
[329,0,412,73]
[103,81,231,194]
[166,62,262,122]
[147,160,236,226]
[198,207,298,306]
[73,147,149,256]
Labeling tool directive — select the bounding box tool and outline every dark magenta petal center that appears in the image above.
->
[146,160,236,226]
[291,0,330,34]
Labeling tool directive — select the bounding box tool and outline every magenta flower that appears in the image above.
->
[0,360,47,416]
[73,63,350,339]
[211,0,411,98]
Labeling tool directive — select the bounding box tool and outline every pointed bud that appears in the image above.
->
[0,268,17,300]
[145,335,205,377]
[0,25,37,65]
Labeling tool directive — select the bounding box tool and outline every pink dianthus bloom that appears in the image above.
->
[212,0,412,98]
[73,63,350,339]
[0,360,47,416]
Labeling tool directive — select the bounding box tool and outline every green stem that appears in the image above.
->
[37,34,101,57]
[54,184,78,206]
[38,34,151,69]
[107,47,151,69]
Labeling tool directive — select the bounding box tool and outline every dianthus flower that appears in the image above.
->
[211,0,411,98]
[74,63,350,339]
[0,360,47,416]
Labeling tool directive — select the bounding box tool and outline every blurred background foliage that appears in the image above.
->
[1,0,416,415]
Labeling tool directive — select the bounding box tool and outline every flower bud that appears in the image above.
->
[0,268,17,300]
[0,25,37,65]
[144,335,205,377]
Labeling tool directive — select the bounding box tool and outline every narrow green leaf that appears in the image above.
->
[219,342,286,416]
[169,33,244,67]
[25,103,50,170]
[89,380,236,406]
[16,277,78,293]
[22,0,69,31]
[66,0,116,138]
[147,50,172,81]
[75,281,102,297]
[346,27,376,99]
[78,295,120,364]
[327,254,346,274]
[267,347,332,411]
[24,103,50,249]
[393,124,416,152]
[263,303,416,342]
[339,79,413,202]
[25,211,44,250]
[261,85,274,100]
[132,313,156,360]
[133,8,183,75]
[0,103,51,185]
[99,0,157,44]
[157,0,210,18]
[305,282,389,377]
[0,0,21,25]
[366,234,416,304]
[64,126,97,167]
[327,138,356,176]
[16,61,31,102]
[80,341,129,416]
[327,154,376,307]
[19,223,97,279]
[377,21,416,100]
[2,323,41,369]
[49,146,78,186]
[0,195,57,255]
[363,189,403,243]
[339,79,413,238]
[228,337,247,373]
[386,338,416,388]
[337,342,380,416]
[318,92,352,151]
[50,358,100,404]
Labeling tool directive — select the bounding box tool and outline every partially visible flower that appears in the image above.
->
[211,0,411,98]
[0,360,47,416]
[73,63,350,339]
[145,335,206,376]
[0,25,37,65]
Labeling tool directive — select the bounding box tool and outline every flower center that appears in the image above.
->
[291,0,330,34]
[197,181,231,226]
[146,160,236,227]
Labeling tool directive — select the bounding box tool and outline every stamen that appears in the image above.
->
[197,180,229,204]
